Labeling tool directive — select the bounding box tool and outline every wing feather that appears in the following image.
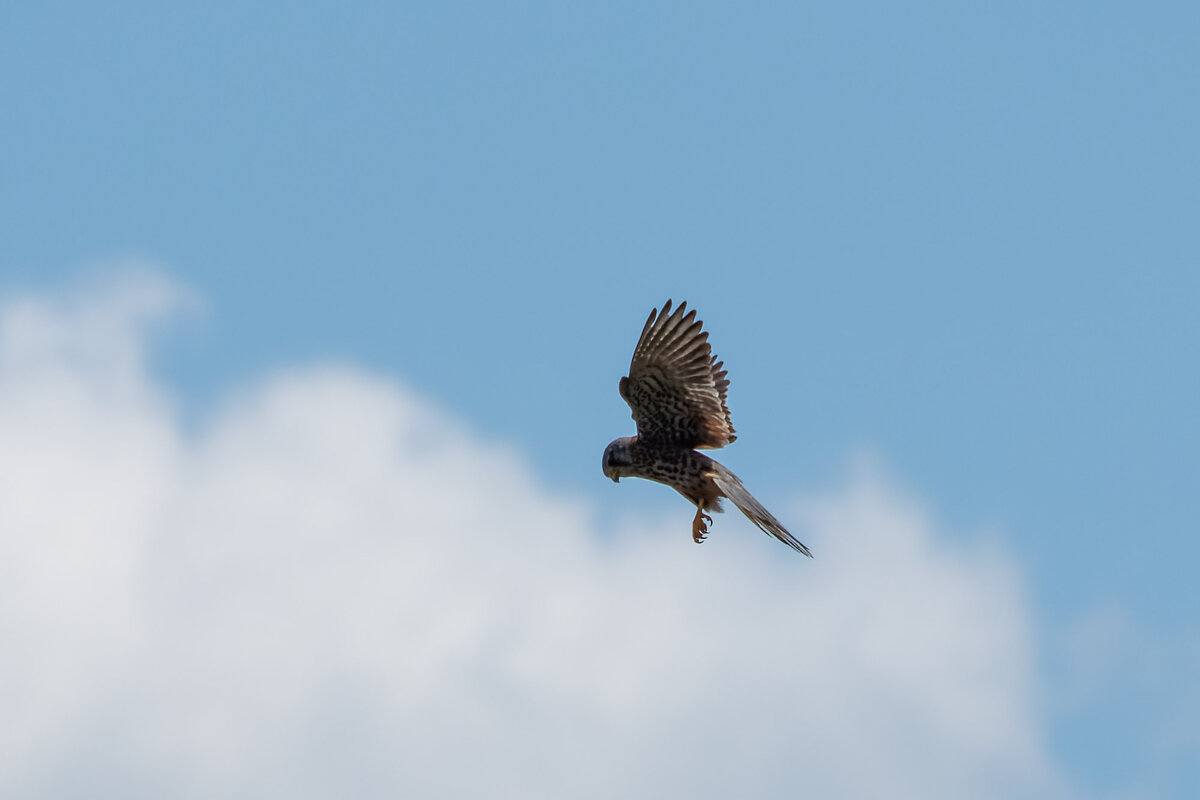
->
[618,300,737,449]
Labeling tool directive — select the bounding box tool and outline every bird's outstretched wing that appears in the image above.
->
[619,300,736,449]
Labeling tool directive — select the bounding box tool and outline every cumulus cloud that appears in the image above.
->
[0,270,1065,798]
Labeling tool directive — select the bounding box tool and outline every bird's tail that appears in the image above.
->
[709,463,813,557]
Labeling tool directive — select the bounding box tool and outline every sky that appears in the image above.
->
[1,2,1197,798]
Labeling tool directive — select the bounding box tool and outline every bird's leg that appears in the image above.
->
[692,505,713,544]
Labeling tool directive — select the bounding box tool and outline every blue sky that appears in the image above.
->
[2,2,1198,796]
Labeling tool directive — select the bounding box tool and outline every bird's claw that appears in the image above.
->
[692,512,713,544]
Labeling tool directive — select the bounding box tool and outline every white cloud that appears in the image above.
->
[0,270,1066,799]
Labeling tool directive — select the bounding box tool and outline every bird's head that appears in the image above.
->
[602,437,636,482]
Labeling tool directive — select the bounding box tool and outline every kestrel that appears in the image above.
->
[602,300,813,556]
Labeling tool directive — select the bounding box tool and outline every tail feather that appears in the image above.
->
[710,464,813,557]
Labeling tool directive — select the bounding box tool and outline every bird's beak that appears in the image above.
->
[611,476,620,483]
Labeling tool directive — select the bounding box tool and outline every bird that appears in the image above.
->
[602,300,812,556]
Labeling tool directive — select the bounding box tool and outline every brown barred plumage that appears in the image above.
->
[602,301,812,557]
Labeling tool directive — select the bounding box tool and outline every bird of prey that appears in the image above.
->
[602,300,812,556]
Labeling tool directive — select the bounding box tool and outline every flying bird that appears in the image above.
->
[602,300,812,556]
